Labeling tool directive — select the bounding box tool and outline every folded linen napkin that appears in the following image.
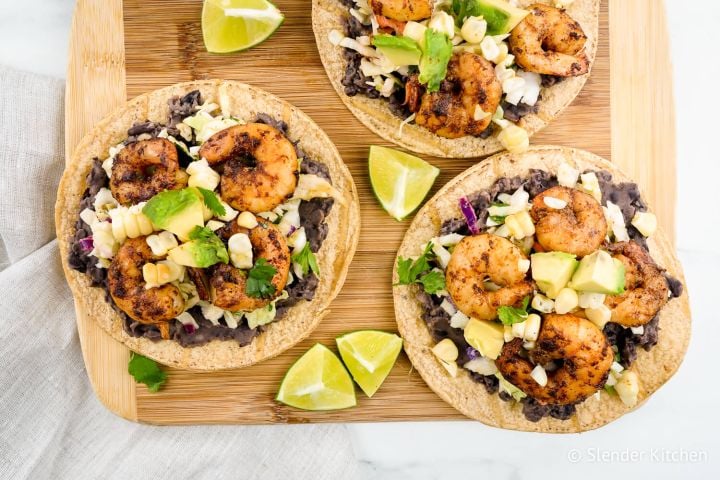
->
[0,66,359,480]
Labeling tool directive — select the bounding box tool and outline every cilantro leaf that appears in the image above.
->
[395,243,444,294]
[418,271,446,294]
[128,352,167,393]
[246,258,277,299]
[197,187,226,217]
[489,215,506,224]
[291,243,320,277]
[187,226,229,267]
[497,296,530,325]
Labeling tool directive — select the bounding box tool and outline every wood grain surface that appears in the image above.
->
[65,0,676,424]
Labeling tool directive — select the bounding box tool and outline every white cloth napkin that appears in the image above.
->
[0,66,359,480]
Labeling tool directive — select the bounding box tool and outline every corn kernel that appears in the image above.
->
[439,359,459,377]
[123,211,140,239]
[523,313,541,341]
[631,211,657,237]
[531,294,554,313]
[585,304,611,328]
[580,172,602,203]
[432,338,459,363]
[480,36,500,62]
[142,263,158,286]
[511,321,526,339]
[498,125,529,154]
[156,263,172,284]
[228,233,253,269]
[578,292,606,309]
[428,11,455,38]
[461,16,487,44]
[555,288,579,314]
[504,325,514,342]
[237,211,258,229]
[517,258,530,273]
[403,22,427,47]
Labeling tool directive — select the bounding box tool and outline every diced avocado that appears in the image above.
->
[531,252,579,299]
[463,320,504,360]
[453,0,529,35]
[568,250,626,295]
[372,34,422,66]
[167,243,200,267]
[167,226,229,268]
[142,188,205,240]
[418,29,452,92]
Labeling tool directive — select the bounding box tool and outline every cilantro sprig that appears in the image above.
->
[128,352,167,393]
[395,243,446,294]
[497,296,530,325]
[246,258,277,299]
[291,243,319,277]
[197,187,226,217]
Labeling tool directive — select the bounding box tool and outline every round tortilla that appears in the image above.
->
[393,146,691,432]
[56,80,361,371]
[312,0,600,158]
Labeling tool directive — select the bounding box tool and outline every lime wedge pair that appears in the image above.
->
[369,146,440,221]
[202,0,284,53]
[276,331,403,410]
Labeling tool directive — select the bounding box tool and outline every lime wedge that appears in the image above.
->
[201,0,284,54]
[368,145,440,221]
[276,344,356,410]
[336,330,403,398]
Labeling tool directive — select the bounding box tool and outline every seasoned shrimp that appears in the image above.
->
[110,138,188,205]
[496,314,613,405]
[210,217,291,312]
[530,185,607,257]
[368,0,433,22]
[405,52,502,139]
[198,123,299,213]
[604,241,669,327]
[108,237,185,339]
[509,3,589,77]
[445,234,535,321]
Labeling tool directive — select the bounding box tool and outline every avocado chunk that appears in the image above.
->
[167,226,229,268]
[568,250,626,295]
[464,319,505,360]
[372,34,422,66]
[453,0,529,35]
[531,252,579,299]
[142,188,205,241]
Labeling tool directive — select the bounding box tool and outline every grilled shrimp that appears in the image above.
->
[369,0,433,22]
[108,237,185,339]
[604,241,669,327]
[199,123,299,214]
[406,52,502,138]
[445,234,535,321]
[110,138,188,205]
[509,3,589,77]
[496,314,613,405]
[530,186,607,257]
[210,217,290,312]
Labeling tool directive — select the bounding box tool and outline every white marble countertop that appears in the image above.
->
[1,0,717,477]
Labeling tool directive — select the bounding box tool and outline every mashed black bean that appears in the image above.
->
[427,169,682,422]
[68,105,334,347]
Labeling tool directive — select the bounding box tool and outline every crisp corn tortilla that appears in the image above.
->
[393,146,691,432]
[312,0,600,158]
[56,80,361,371]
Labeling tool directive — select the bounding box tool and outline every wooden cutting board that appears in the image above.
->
[65,0,676,424]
